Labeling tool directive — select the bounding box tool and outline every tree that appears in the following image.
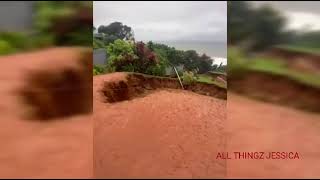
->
[198,53,213,74]
[291,30,320,48]
[135,41,166,76]
[228,1,254,44]
[106,39,136,72]
[216,63,227,73]
[212,64,218,71]
[228,1,289,51]
[250,5,287,51]
[106,40,166,76]
[147,41,184,66]
[98,22,134,45]
[34,1,92,46]
[93,38,104,49]
[0,40,15,55]
[147,41,213,74]
[183,50,200,71]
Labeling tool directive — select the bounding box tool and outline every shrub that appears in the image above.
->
[106,40,166,76]
[93,65,106,76]
[0,32,32,54]
[34,1,92,46]
[0,40,16,55]
[227,47,248,78]
[106,39,137,72]
[182,71,197,85]
[134,41,166,76]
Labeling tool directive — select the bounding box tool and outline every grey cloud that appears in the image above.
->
[250,1,320,15]
[249,1,320,31]
[93,1,227,42]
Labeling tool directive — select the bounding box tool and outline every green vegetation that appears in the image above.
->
[0,32,34,55]
[196,74,213,84]
[105,40,167,76]
[228,47,320,88]
[196,74,226,89]
[287,30,320,51]
[34,1,92,46]
[94,22,219,78]
[228,1,320,53]
[93,65,106,76]
[228,1,319,111]
[182,71,197,85]
[106,39,137,72]
[0,40,15,55]
[93,38,104,49]
[212,63,227,73]
[248,58,320,88]
[227,47,248,77]
[0,1,92,56]
[228,1,290,51]
[275,45,320,55]
[97,22,134,46]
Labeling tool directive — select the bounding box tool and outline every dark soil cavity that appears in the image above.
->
[102,73,227,103]
[229,70,320,112]
[19,50,93,120]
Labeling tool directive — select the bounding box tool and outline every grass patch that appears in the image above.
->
[228,47,320,88]
[275,45,320,55]
[248,57,320,88]
[197,74,226,89]
[197,74,213,84]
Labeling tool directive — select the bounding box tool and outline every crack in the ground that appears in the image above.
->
[101,73,227,104]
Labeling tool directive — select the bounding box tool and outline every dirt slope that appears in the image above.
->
[227,93,320,178]
[94,73,227,178]
[0,48,92,178]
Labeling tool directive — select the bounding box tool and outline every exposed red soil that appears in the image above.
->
[229,70,320,112]
[227,93,320,178]
[101,73,226,103]
[265,48,320,74]
[93,73,227,178]
[0,48,92,178]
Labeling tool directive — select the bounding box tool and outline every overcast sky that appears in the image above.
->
[94,1,227,43]
[250,1,320,31]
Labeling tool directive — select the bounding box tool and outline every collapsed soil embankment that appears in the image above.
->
[18,48,92,120]
[101,72,227,103]
[93,72,227,178]
[265,47,320,73]
[0,48,92,178]
[229,70,320,112]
